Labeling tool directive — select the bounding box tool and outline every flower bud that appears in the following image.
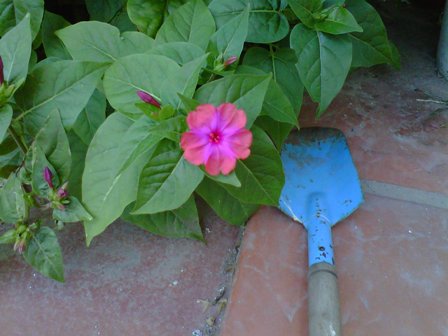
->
[224,56,238,68]
[43,167,53,189]
[137,90,161,108]
[57,182,69,199]
[14,239,26,254]
[0,56,4,85]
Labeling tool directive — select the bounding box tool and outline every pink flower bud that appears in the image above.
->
[14,239,26,254]
[137,90,161,108]
[224,56,238,67]
[43,167,53,189]
[0,56,4,85]
[57,188,68,199]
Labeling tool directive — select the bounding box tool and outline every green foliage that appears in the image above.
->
[0,0,398,281]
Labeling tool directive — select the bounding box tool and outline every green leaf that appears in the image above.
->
[177,54,208,102]
[13,0,44,39]
[127,0,165,37]
[0,14,31,85]
[117,116,186,175]
[156,0,215,50]
[290,24,352,116]
[67,131,87,199]
[194,74,271,128]
[178,93,200,113]
[123,196,203,240]
[0,229,16,244]
[23,226,64,282]
[223,126,284,205]
[103,54,182,116]
[236,65,298,127]
[31,144,58,196]
[133,141,204,214]
[147,41,205,65]
[255,116,294,149]
[0,104,12,143]
[209,0,289,43]
[34,110,71,183]
[85,0,135,32]
[197,178,258,225]
[82,113,147,245]
[208,7,249,59]
[346,0,399,68]
[314,6,362,35]
[0,136,21,178]
[287,0,322,28]
[73,90,107,145]
[206,171,241,187]
[53,196,93,223]
[0,1,15,37]
[0,173,26,224]
[41,11,71,59]
[15,60,107,133]
[243,47,303,114]
[56,21,154,63]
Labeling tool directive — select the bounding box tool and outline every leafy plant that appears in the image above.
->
[0,0,398,281]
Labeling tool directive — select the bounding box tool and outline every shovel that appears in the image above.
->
[279,128,363,336]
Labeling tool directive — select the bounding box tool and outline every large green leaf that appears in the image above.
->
[123,196,203,240]
[290,24,352,116]
[194,74,271,128]
[223,126,284,205]
[197,178,258,225]
[147,41,205,65]
[287,0,322,28]
[56,21,154,63]
[133,141,204,214]
[13,0,43,39]
[67,131,87,199]
[15,60,107,133]
[255,115,294,149]
[0,104,12,143]
[33,109,71,183]
[85,0,135,32]
[0,14,31,85]
[209,0,289,43]
[314,6,362,35]
[243,47,303,114]
[0,136,21,178]
[103,54,182,116]
[127,0,164,37]
[208,7,249,60]
[23,226,64,282]
[82,113,149,244]
[156,0,215,50]
[0,1,15,36]
[41,11,71,59]
[0,173,26,224]
[346,0,399,68]
[73,90,107,146]
[236,65,298,127]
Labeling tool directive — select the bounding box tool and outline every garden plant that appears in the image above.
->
[0,0,399,281]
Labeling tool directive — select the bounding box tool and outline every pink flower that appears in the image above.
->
[181,103,252,176]
[137,90,160,108]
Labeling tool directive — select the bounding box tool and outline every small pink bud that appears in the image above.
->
[224,56,238,67]
[137,90,161,108]
[14,239,26,254]
[43,167,53,189]
[0,56,4,85]
[57,187,68,199]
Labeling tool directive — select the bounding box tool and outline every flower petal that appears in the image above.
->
[228,129,253,159]
[220,155,237,175]
[187,104,216,131]
[205,149,221,176]
[217,103,247,133]
[180,131,209,150]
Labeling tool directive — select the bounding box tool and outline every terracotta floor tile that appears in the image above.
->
[221,197,448,336]
[0,208,239,336]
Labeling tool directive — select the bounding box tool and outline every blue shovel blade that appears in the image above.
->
[279,128,363,227]
[279,128,363,266]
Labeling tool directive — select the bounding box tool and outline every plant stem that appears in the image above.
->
[8,126,27,154]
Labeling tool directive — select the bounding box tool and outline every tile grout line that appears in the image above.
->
[361,180,448,210]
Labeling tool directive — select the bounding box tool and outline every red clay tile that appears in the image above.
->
[221,197,448,336]
[0,208,239,336]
